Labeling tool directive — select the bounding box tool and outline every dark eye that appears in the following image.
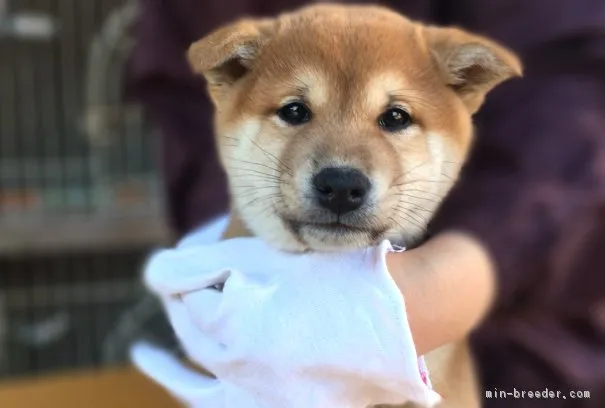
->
[378,108,412,132]
[277,102,311,125]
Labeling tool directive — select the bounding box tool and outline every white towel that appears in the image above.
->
[131,215,441,408]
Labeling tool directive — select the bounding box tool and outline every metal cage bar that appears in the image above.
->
[0,0,175,379]
[0,0,170,255]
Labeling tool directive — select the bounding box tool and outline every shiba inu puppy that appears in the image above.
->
[187,4,521,407]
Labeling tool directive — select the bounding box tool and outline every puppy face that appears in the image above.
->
[188,4,521,252]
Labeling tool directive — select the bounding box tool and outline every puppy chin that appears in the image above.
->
[294,224,384,252]
[385,228,423,249]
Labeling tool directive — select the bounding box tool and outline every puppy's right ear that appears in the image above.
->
[187,18,275,87]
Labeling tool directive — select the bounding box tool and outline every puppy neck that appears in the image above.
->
[222,209,255,239]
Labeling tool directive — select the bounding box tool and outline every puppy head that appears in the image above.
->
[188,4,522,252]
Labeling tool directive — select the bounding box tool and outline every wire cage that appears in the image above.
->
[0,0,176,379]
[0,250,179,378]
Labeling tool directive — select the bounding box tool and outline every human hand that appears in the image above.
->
[135,234,440,408]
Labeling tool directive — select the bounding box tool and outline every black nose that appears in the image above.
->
[312,167,371,214]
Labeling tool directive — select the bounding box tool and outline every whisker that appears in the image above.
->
[240,193,281,209]
[440,172,455,181]
[248,138,294,176]
[408,208,432,226]
[395,213,427,233]
[229,166,282,180]
[230,169,281,180]
[247,197,283,221]
[229,176,282,186]
[230,186,279,196]
[399,189,443,198]
[390,160,434,188]
[230,158,285,175]
[391,178,451,189]
[394,203,435,215]
[394,194,441,204]
[393,206,430,225]
[388,216,410,238]
[228,159,282,173]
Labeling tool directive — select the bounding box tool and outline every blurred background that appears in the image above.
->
[0,0,178,382]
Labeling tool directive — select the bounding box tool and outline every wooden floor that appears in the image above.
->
[0,366,181,408]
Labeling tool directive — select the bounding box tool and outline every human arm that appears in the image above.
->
[386,232,496,356]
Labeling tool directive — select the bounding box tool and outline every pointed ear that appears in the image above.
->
[187,18,275,87]
[423,26,523,113]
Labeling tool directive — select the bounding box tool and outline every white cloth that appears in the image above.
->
[131,215,441,408]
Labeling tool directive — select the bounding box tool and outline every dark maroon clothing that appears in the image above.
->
[126,0,605,406]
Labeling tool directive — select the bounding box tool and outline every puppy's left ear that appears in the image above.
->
[187,18,275,88]
[423,26,523,113]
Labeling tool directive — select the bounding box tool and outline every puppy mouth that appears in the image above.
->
[284,217,389,243]
[292,220,368,233]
